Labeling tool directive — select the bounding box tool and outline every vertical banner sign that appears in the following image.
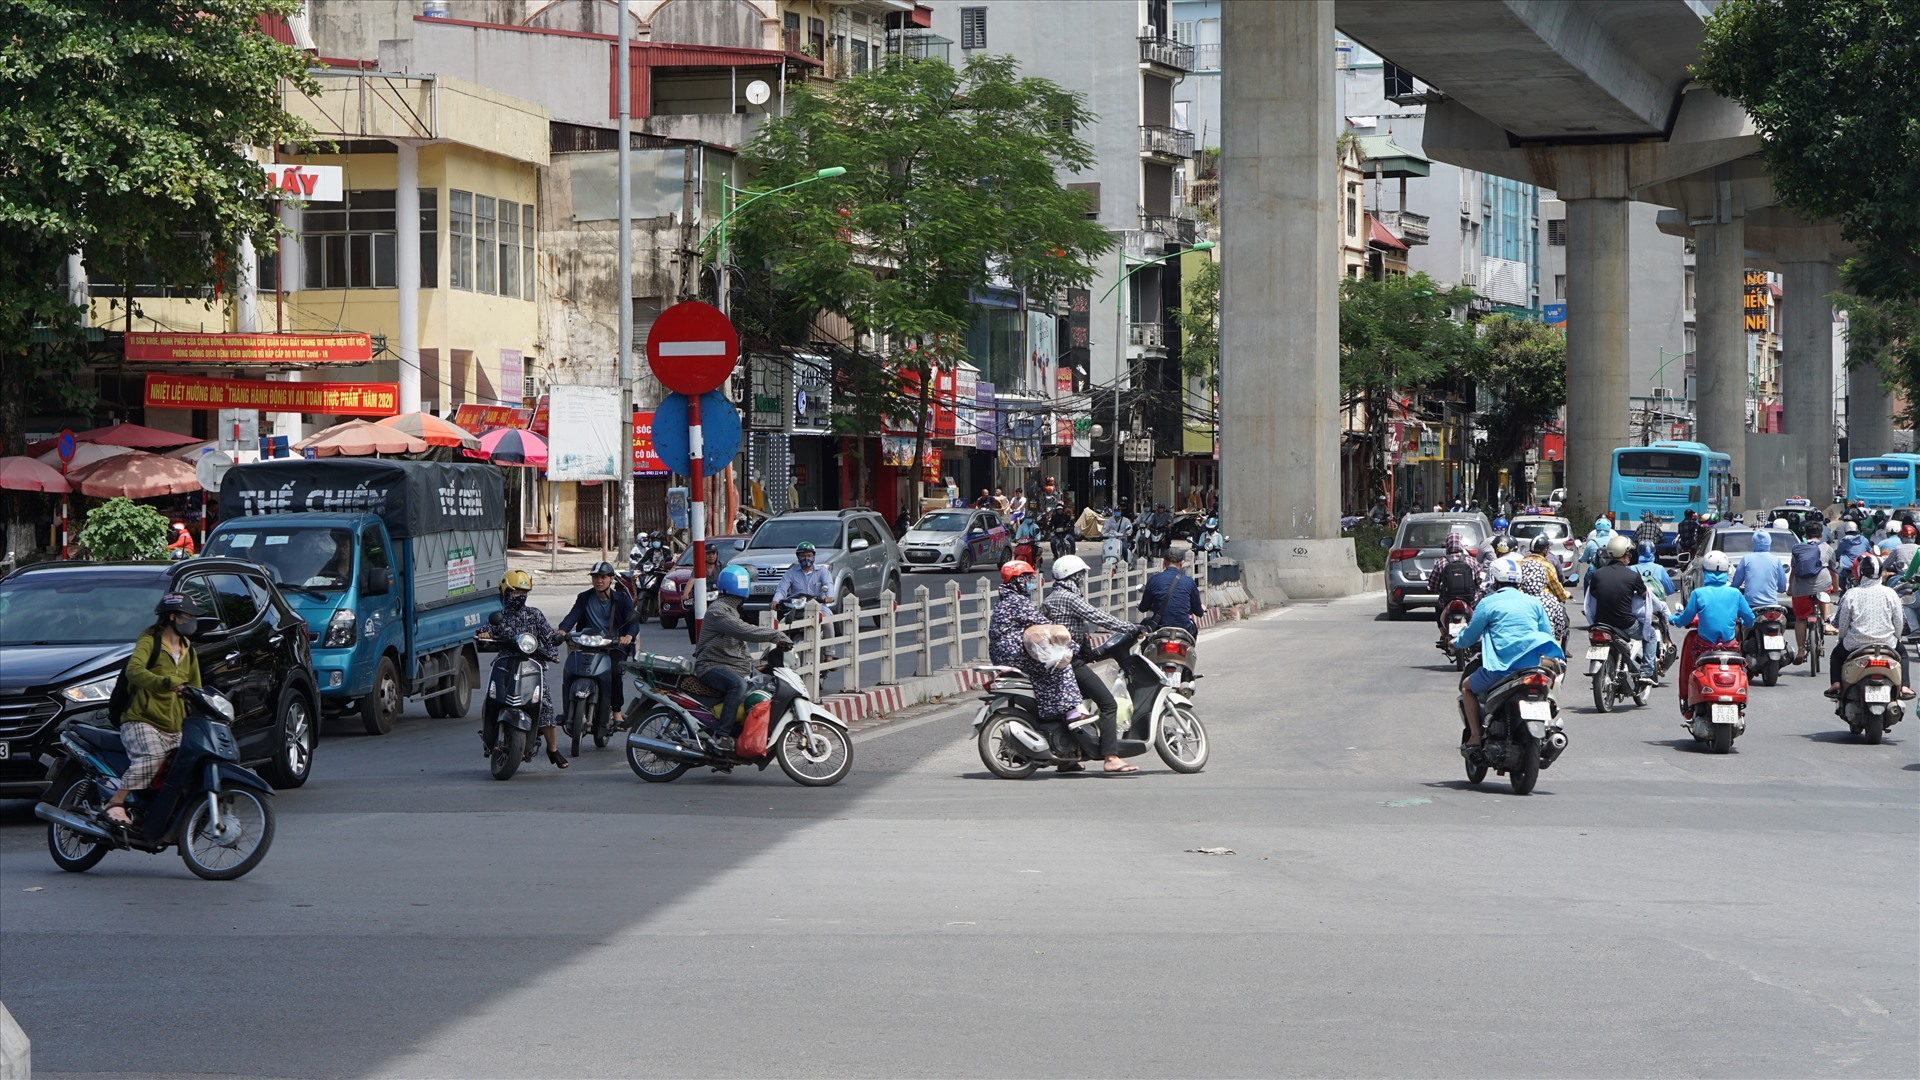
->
[1744,271,1769,333]
[633,411,670,475]
[1065,288,1091,393]
[499,349,524,402]
[546,385,621,481]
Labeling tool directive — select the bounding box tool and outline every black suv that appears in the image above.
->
[0,558,320,798]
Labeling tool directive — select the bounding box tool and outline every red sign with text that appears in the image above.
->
[633,412,669,475]
[452,403,532,434]
[144,374,398,416]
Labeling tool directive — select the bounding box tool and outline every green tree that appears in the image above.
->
[76,497,170,560]
[1339,273,1477,501]
[1177,256,1218,386]
[733,54,1112,515]
[0,0,318,458]
[1468,314,1567,472]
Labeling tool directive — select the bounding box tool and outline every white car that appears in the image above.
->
[1680,526,1797,596]
[1509,514,1580,584]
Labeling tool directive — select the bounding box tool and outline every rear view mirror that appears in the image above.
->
[1379,537,1392,549]
[850,537,871,552]
[364,567,393,596]
[488,610,506,628]
[190,620,228,641]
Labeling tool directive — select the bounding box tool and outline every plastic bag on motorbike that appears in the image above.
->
[1023,624,1074,670]
[737,698,773,758]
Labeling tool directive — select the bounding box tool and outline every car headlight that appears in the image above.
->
[323,608,357,648]
[516,632,540,655]
[661,580,680,595]
[60,674,118,706]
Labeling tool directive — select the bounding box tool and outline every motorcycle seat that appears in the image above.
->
[69,724,125,754]
[1697,651,1747,666]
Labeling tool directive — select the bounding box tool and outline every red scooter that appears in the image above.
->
[1682,646,1749,753]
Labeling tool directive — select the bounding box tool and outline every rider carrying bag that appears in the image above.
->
[1790,540,1824,579]
[1438,559,1477,599]
[104,631,162,727]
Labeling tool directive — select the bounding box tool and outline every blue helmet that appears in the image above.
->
[717,563,752,598]
[1637,541,1657,563]
[1493,516,1509,531]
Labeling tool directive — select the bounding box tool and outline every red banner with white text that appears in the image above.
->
[144,374,399,416]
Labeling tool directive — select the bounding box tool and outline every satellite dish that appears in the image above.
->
[744,80,772,106]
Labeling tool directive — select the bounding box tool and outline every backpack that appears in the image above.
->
[1438,559,1477,597]
[1634,564,1668,602]
[105,630,162,727]
[1790,541,1823,578]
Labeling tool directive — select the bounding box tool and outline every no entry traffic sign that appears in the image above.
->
[645,301,739,396]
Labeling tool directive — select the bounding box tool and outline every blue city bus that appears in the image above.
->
[1846,454,1920,508]
[1609,442,1734,553]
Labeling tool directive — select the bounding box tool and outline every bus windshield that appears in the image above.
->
[1616,451,1703,479]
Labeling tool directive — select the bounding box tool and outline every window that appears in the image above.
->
[1554,273,1566,299]
[808,17,825,58]
[302,189,396,289]
[522,204,535,302]
[1347,183,1358,237]
[498,201,520,299]
[1172,20,1196,43]
[418,189,438,289]
[1547,218,1566,246]
[450,190,474,291]
[960,7,986,50]
[475,195,497,294]
[205,573,261,630]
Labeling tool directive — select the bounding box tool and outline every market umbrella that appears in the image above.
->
[478,427,547,467]
[65,451,200,499]
[26,423,203,455]
[165,440,217,460]
[34,442,137,471]
[377,411,481,451]
[0,455,73,493]
[293,419,429,458]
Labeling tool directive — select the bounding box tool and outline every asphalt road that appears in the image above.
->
[2,593,1915,1078]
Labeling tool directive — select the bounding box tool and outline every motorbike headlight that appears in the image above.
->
[323,608,357,648]
[515,632,540,655]
[574,634,610,648]
[59,674,118,705]
[202,689,236,725]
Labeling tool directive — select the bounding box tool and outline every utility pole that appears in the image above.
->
[615,0,635,553]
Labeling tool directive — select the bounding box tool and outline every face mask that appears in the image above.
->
[504,591,529,611]
[172,616,197,637]
[798,556,814,569]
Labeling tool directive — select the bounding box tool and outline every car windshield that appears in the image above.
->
[0,570,170,645]
[1400,521,1485,549]
[1508,520,1568,541]
[914,512,972,533]
[674,539,744,567]
[746,519,843,551]
[205,527,355,591]
[1714,530,1796,554]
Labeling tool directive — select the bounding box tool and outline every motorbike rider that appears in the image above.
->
[1883,522,1918,579]
[1577,515,1615,584]
[1008,490,1028,524]
[1452,555,1563,749]
[1041,554,1143,775]
[772,541,836,660]
[1672,551,1757,716]
[1834,520,1869,588]
[1103,505,1134,564]
[1197,516,1226,557]
[477,570,569,769]
[987,560,1082,725]
[103,593,205,825]
[557,561,638,729]
[1730,528,1787,652]
[1634,541,1679,654]
[1634,510,1664,551]
[1139,546,1204,634]
[1370,496,1391,527]
[1789,518,1837,663]
[1584,535,1658,684]
[1426,533,1483,646]
[1677,509,1702,556]
[696,564,793,744]
[1520,534,1570,642]
[1826,554,1914,700]
[166,521,196,560]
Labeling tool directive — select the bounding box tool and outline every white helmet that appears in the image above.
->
[1050,553,1090,580]
[1490,555,1525,586]
[1700,551,1731,574]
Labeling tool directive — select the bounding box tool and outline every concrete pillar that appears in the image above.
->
[1695,214,1748,500]
[277,198,302,330]
[1849,363,1896,459]
[1781,259,1835,500]
[395,140,422,416]
[66,253,88,326]
[235,236,259,333]
[1554,144,1632,520]
[1217,0,1357,600]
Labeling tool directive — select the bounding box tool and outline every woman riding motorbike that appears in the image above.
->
[987,561,1081,726]
[1519,534,1570,643]
[477,570,570,769]
[103,594,205,825]
[1039,554,1141,775]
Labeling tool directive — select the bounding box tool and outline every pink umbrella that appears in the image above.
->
[35,442,137,471]
[0,456,73,493]
[64,451,201,499]
[26,423,202,455]
[294,419,429,458]
[478,427,547,467]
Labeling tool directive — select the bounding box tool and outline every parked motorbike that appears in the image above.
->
[1743,604,1792,686]
[624,644,854,786]
[1586,622,1651,712]
[1437,598,1475,672]
[1682,648,1749,753]
[35,686,277,880]
[1835,643,1906,744]
[973,626,1208,778]
[1459,659,1567,795]
[476,611,559,781]
[561,630,622,757]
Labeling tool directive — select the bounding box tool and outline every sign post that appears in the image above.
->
[646,301,740,637]
[56,430,74,558]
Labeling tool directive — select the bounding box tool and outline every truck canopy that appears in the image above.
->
[219,459,503,540]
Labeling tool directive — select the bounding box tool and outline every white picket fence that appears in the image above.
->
[756,556,1240,698]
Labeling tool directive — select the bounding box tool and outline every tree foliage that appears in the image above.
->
[1468,314,1567,465]
[1339,273,1479,502]
[0,0,318,454]
[77,497,170,560]
[733,54,1113,512]
[1177,255,1218,386]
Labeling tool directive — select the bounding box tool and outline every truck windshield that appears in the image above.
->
[0,570,169,645]
[206,527,356,591]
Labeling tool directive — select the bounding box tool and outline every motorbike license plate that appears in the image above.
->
[1865,685,1892,703]
[1517,700,1552,722]
[1762,634,1785,650]
[1586,646,1609,661]
[1711,704,1740,726]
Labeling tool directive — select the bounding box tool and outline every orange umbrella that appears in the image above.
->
[294,419,429,458]
[0,455,73,493]
[377,411,481,450]
[65,451,200,498]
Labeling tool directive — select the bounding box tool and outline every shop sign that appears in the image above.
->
[261,163,344,202]
[452,403,532,434]
[1744,270,1769,333]
[632,412,669,476]
[794,357,833,432]
[974,381,996,452]
[126,331,372,364]
[499,350,524,401]
[882,436,940,481]
[147,373,398,416]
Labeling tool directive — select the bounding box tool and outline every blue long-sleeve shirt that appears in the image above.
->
[1674,578,1755,643]
[1730,552,1788,609]
[1453,586,1563,675]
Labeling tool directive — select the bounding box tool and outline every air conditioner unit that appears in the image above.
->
[1651,386,1674,400]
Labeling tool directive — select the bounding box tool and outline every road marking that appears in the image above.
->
[657,340,728,356]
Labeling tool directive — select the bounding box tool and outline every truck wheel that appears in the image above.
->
[359,656,401,736]
[445,652,476,719]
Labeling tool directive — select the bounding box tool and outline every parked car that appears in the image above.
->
[727,510,904,616]
[1385,512,1493,620]
[656,535,749,630]
[899,508,1011,572]
[1679,526,1796,595]
[0,558,321,800]
[1508,514,1580,585]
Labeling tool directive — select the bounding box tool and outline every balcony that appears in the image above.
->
[885,28,950,63]
[1375,210,1430,246]
[1128,322,1166,352]
[1187,177,1218,207]
[1139,124,1195,162]
[1122,229,1165,261]
[1190,42,1221,72]
[1139,34,1194,73]
[1143,213,1196,247]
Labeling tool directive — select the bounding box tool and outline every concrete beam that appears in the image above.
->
[1218,0,1359,600]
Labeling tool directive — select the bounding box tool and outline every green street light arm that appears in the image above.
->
[1097,239,1214,303]
[698,166,847,250]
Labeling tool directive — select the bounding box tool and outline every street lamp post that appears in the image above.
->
[1097,239,1214,510]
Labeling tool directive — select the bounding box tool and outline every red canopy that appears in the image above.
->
[65,451,201,499]
[26,423,202,456]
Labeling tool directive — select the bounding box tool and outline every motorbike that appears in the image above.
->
[623,644,854,786]
[34,686,277,880]
[973,626,1208,778]
[1586,622,1651,712]
[1012,532,1041,567]
[1144,625,1200,692]
[1742,604,1792,686]
[1835,643,1906,744]
[476,612,559,781]
[1049,523,1077,560]
[561,630,622,757]
[1437,598,1475,672]
[1459,659,1567,795]
[1682,648,1749,753]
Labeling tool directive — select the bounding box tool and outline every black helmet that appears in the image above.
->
[1530,534,1551,555]
[155,593,200,617]
[589,561,616,577]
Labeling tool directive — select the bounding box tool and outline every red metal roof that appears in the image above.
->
[1369,217,1407,252]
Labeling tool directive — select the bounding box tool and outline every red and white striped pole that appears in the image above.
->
[689,394,707,641]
